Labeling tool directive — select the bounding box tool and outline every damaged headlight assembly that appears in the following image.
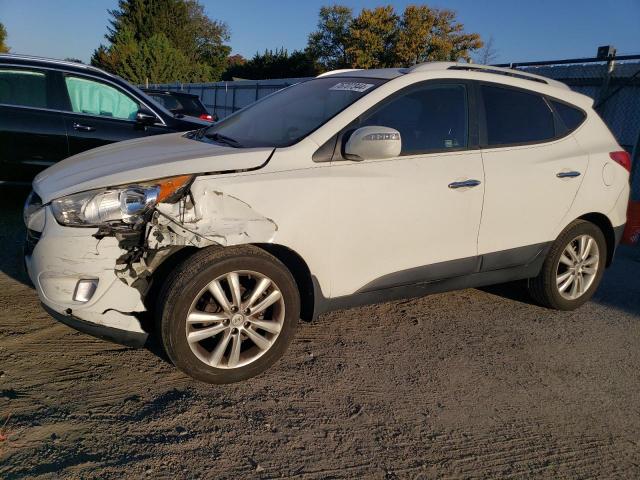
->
[50,175,193,226]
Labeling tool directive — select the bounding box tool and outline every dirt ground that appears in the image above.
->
[1,185,639,479]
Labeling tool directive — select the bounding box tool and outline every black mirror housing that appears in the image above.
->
[136,108,157,126]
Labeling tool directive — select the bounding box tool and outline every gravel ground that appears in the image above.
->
[1,186,639,479]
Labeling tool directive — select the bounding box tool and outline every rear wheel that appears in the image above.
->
[158,245,300,384]
[528,220,606,310]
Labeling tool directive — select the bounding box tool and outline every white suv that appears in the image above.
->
[24,62,630,383]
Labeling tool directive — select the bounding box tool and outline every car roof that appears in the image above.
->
[317,61,592,108]
[318,61,568,87]
[0,53,116,78]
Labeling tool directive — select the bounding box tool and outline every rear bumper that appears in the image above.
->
[42,303,148,348]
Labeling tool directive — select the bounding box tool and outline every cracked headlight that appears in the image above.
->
[51,175,193,226]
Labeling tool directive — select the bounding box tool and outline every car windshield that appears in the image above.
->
[204,77,386,148]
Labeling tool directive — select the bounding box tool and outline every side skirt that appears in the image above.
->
[313,243,550,317]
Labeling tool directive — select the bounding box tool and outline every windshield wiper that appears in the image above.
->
[204,132,243,148]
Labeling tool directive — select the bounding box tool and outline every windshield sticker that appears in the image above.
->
[330,82,375,93]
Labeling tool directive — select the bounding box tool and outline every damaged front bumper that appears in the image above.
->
[25,207,149,347]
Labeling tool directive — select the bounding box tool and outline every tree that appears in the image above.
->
[306,4,483,71]
[0,23,9,53]
[227,54,246,68]
[474,35,498,65]
[306,6,353,70]
[395,6,482,64]
[92,0,231,83]
[224,49,319,80]
[347,6,399,68]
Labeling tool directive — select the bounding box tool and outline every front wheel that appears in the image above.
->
[528,220,607,310]
[158,245,300,384]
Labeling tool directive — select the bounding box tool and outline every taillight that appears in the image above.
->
[199,113,214,122]
[609,151,631,172]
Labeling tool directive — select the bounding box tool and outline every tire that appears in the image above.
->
[157,245,300,384]
[528,220,607,310]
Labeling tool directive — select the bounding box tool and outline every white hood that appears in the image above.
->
[34,132,273,203]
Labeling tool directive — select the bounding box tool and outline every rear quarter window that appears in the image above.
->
[0,68,47,108]
[550,100,586,132]
[481,85,555,146]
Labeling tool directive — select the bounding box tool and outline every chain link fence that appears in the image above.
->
[148,77,307,119]
[150,53,640,198]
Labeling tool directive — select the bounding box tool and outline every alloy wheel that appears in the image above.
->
[185,270,285,369]
[555,234,600,300]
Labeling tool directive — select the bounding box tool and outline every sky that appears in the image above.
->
[1,0,639,65]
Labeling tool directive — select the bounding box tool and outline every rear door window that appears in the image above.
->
[63,75,139,120]
[0,68,48,108]
[481,85,555,146]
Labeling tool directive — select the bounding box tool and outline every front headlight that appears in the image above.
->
[50,175,192,226]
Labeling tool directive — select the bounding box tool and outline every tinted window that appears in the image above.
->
[173,96,207,116]
[64,75,139,120]
[360,84,468,155]
[206,77,385,148]
[482,85,555,146]
[0,68,47,108]
[551,100,586,131]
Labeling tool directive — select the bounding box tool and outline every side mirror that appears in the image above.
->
[344,126,401,161]
[136,107,158,126]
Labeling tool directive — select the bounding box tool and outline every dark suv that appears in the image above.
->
[141,89,216,121]
[0,54,208,181]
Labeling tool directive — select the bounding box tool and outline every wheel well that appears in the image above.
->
[144,246,199,318]
[578,213,616,267]
[145,243,316,322]
[251,243,315,321]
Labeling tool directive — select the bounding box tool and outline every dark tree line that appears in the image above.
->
[85,1,485,83]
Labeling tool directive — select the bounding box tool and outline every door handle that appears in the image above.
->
[73,123,96,132]
[556,171,581,178]
[448,179,481,189]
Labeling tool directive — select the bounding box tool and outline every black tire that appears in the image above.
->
[157,245,300,384]
[528,220,607,310]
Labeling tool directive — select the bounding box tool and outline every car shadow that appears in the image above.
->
[480,245,640,317]
[0,185,32,287]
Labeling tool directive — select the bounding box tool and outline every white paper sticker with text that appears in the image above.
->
[329,82,375,93]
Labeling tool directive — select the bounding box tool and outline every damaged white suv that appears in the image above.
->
[24,63,630,383]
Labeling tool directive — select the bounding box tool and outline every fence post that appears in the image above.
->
[596,51,616,108]
[231,85,236,113]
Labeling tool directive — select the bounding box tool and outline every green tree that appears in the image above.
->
[93,27,205,84]
[0,23,9,53]
[307,4,483,70]
[347,6,399,68]
[92,0,231,83]
[224,49,319,80]
[395,6,483,64]
[306,6,353,70]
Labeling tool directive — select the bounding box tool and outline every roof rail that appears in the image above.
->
[406,61,570,90]
[316,69,362,77]
[0,53,110,75]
